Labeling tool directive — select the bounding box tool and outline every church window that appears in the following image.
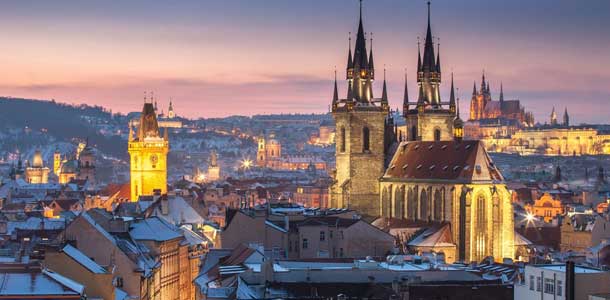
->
[434,129,441,141]
[362,127,370,152]
[340,127,346,152]
[410,126,417,141]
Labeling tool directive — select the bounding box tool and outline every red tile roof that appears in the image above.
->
[382,141,503,182]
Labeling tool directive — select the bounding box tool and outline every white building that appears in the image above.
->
[514,264,610,300]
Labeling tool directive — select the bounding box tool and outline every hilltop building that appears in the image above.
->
[329,1,397,216]
[128,101,169,201]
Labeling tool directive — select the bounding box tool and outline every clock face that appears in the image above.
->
[150,155,158,165]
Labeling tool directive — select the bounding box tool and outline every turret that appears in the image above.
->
[417,1,442,107]
[449,73,456,114]
[381,68,388,109]
[403,69,409,116]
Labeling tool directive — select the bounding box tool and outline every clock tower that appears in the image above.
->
[128,101,169,201]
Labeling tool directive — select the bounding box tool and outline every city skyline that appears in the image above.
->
[1,0,609,122]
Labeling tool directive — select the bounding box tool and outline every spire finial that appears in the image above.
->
[360,0,363,20]
[144,91,147,103]
[457,89,461,118]
[427,1,431,27]
[383,64,386,81]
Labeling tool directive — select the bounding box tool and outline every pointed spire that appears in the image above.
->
[417,38,422,72]
[332,68,339,105]
[449,72,456,112]
[381,67,388,106]
[403,68,409,113]
[422,1,436,72]
[563,107,570,126]
[472,81,477,95]
[480,71,486,94]
[436,39,441,73]
[499,82,504,103]
[368,32,375,74]
[353,0,368,69]
[347,32,353,72]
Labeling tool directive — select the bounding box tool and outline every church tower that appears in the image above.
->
[404,2,455,142]
[128,100,169,201]
[330,0,394,216]
[563,107,569,126]
[256,135,267,167]
[207,149,221,181]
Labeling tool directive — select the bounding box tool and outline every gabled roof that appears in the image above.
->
[407,223,454,247]
[0,269,84,296]
[62,244,108,274]
[382,141,503,182]
[129,217,182,242]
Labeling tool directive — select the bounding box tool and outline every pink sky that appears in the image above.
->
[0,0,609,123]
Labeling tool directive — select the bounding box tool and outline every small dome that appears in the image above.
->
[32,150,43,168]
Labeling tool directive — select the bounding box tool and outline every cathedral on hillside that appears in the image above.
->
[468,74,532,124]
[128,100,169,201]
[330,2,515,263]
[328,0,397,216]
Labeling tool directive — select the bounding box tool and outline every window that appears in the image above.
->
[556,280,562,296]
[320,231,326,241]
[529,275,535,290]
[340,127,346,152]
[339,248,344,257]
[536,276,541,292]
[362,127,370,152]
[302,238,308,249]
[340,230,344,240]
[330,230,334,239]
[434,129,441,141]
[544,278,555,294]
[410,126,417,141]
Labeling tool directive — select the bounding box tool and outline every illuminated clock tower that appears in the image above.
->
[128,101,169,201]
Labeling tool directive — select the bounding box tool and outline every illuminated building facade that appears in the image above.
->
[207,149,220,181]
[329,1,397,216]
[25,150,50,184]
[377,3,513,262]
[128,101,169,201]
[525,193,563,223]
[256,133,327,171]
[54,141,97,185]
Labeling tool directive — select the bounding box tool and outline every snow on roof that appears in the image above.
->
[62,244,108,274]
[42,269,85,295]
[153,196,205,225]
[129,217,182,242]
[115,288,129,300]
[7,217,66,234]
[0,269,84,296]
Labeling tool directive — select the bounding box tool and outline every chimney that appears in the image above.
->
[565,261,575,300]
[161,195,169,215]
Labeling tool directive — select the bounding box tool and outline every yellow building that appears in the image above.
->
[477,125,610,156]
[128,102,169,201]
[525,193,563,222]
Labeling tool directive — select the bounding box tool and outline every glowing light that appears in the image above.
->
[525,212,535,223]
[241,159,252,169]
[197,173,206,182]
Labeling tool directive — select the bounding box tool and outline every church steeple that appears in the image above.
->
[332,69,339,108]
[436,42,441,73]
[368,33,375,79]
[563,107,570,126]
[472,81,477,95]
[417,1,442,107]
[346,33,353,77]
[381,67,388,108]
[403,69,409,115]
[449,72,456,113]
[422,1,436,73]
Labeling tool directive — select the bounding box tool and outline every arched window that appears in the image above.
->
[410,126,417,141]
[340,127,346,153]
[434,129,441,141]
[362,127,370,152]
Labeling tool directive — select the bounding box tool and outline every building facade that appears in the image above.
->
[329,1,396,216]
[128,102,169,201]
[25,150,50,184]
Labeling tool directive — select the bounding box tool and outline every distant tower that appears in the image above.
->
[404,2,454,142]
[167,100,176,119]
[563,107,569,126]
[77,140,96,185]
[256,135,267,167]
[207,149,220,181]
[330,0,394,216]
[550,107,558,126]
[53,150,61,175]
[128,101,169,201]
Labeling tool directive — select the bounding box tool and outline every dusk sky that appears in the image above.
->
[0,0,609,123]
